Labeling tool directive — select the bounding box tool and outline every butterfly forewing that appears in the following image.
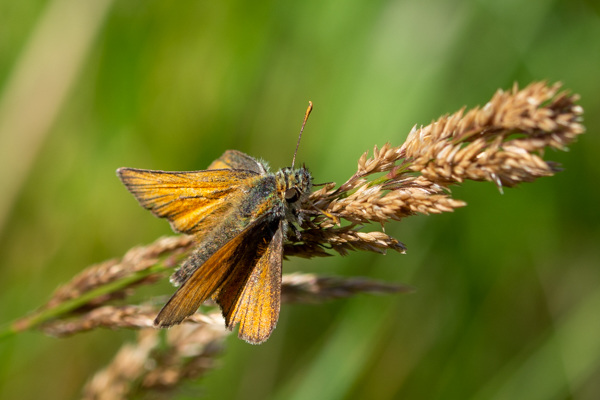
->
[117,168,257,235]
[217,221,283,344]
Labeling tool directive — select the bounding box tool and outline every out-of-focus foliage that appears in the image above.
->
[0,0,599,399]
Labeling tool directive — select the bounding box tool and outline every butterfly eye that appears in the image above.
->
[285,187,301,203]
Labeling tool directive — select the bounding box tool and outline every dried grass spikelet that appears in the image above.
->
[82,329,159,400]
[281,273,411,303]
[79,274,407,399]
[40,305,157,337]
[295,81,584,256]
[10,235,195,334]
[285,225,406,258]
[400,81,584,187]
[37,273,407,337]
[44,236,194,310]
[82,313,227,400]
[139,314,226,392]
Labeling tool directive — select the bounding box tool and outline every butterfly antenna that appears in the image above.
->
[292,101,313,169]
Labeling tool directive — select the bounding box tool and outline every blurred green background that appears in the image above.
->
[1,0,599,399]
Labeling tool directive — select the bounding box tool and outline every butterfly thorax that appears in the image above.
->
[275,166,312,225]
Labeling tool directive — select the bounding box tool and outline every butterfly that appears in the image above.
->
[117,103,313,344]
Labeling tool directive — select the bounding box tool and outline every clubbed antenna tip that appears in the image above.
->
[292,101,313,169]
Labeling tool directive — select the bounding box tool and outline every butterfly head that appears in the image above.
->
[276,166,312,224]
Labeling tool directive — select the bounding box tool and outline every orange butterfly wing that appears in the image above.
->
[216,220,284,344]
[117,167,257,235]
[154,218,266,327]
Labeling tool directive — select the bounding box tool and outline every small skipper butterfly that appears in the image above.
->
[117,103,313,344]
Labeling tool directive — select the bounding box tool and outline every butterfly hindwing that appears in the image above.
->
[207,150,267,174]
